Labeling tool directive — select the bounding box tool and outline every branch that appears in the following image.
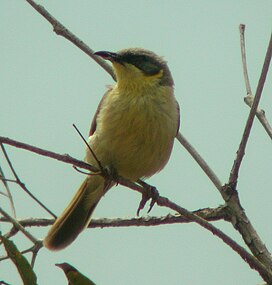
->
[218,29,272,271]
[244,95,272,139]
[1,144,56,218]
[0,164,16,217]
[1,136,272,282]
[176,133,222,190]
[0,205,231,229]
[229,31,272,184]
[239,24,252,96]
[25,0,115,81]
[0,207,38,244]
[12,3,272,282]
[24,0,225,196]
[239,25,272,140]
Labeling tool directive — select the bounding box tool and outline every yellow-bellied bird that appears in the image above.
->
[44,48,180,250]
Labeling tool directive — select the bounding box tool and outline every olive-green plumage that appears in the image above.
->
[43,48,180,250]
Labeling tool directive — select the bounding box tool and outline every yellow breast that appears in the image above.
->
[87,83,179,181]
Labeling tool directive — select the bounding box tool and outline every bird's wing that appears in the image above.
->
[89,88,112,136]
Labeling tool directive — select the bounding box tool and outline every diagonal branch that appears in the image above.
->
[0,165,16,217]
[219,29,272,271]
[0,205,231,230]
[1,136,272,282]
[240,24,272,140]
[176,133,222,190]
[1,144,56,219]
[0,207,38,245]
[24,0,224,199]
[229,31,272,184]
[25,0,115,80]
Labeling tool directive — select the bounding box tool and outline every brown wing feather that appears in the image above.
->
[89,88,112,136]
[176,101,181,135]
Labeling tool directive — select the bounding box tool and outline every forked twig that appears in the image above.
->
[72,124,103,171]
[239,24,272,140]
[25,0,115,80]
[0,207,37,244]
[0,163,16,217]
[1,136,272,282]
[229,31,272,184]
[1,144,56,219]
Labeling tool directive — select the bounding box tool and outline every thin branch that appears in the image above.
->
[239,25,272,140]
[1,144,56,219]
[24,0,225,196]
[0,205,231,229]
[1,137,272,282]
[176,133,222,191]
[239,24,252,96]
[25,0,115,81]
[229,31,272,184]
[10,3,272,281]
[73,124,103,171]
[0,241,43,266]
[244,95,272,139]
[155,195,272,282]
[0,164,16,217]
[0,207,38,244]
[219,29,272,271]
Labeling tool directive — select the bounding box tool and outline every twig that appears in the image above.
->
[0,205,231,229]
[239,24,252,96]
[0,207,38,244]
[0,164,16,217]
[240,25,272,140]
[229,31,272,184]
[25,0,115,81]
[156,196,272,282]
[24,0,225,194]
[2,136,272,281]
[73,124,103,171]
[176,133,222,191]
[0,136,97,171]
[1,144,56,219]
[244,95,272,139]
[220,29,272,271]
[0,241,43,266]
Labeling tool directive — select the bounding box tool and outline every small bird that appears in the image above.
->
[44,48,180,250]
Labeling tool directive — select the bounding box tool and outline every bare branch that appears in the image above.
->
[239,24,252,96]
[25,0,115,80]
[1,144,56,219]
[244,95,272,139]
[0,205,231,229]
[0,164,16,217]
[239,25,272,140]
[156,195,272,282]
[218,30,272,271]
[0,207,38,244]
[2,136,270,279]
[229,31,272,184]
[176,133,222,190]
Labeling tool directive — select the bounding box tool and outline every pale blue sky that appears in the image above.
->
[1,1,272,284]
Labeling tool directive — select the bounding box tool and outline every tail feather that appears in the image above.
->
[43,176,105,251]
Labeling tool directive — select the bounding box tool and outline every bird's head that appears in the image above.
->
[94,48,174,90]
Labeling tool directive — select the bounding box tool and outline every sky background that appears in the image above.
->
[1,1,272,284]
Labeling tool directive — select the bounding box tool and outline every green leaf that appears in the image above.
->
[56,263,96,285]
[0,235,37,285]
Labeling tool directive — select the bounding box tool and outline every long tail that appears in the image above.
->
[43,175,106,251]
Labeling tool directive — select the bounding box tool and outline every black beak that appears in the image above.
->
[94,51,120,62]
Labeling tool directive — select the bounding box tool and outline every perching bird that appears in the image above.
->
[44,48,180,250]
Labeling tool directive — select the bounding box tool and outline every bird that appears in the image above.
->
[43,48,180,250]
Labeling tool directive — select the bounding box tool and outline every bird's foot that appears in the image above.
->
[136,180,159,216]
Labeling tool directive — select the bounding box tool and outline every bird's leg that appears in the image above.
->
[136,180,159,216]
[102,165,120,193]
